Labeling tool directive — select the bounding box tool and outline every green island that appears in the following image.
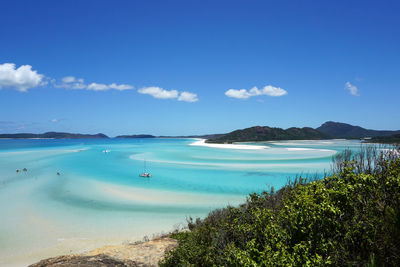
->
[206,126,328,143]
[206,121,400,144]
[367,134,400,144]
[161,147,400,266]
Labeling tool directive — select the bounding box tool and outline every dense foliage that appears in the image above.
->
[161,150,400,266]
[368,134,400,144]
[206,126,328,143]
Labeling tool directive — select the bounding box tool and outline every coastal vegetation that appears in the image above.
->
[161,146,400,266]
[206,126,328,143]
[367,134,400,144]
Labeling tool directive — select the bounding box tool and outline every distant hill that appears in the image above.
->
[367,134,400,144]
[0,132,109,139]
[206,126,328,143]
[115,134,155,138]
[317,121,400,139]
[2,122,398,141]
[158,134,225,139]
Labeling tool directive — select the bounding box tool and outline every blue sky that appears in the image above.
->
[0,0,399,136]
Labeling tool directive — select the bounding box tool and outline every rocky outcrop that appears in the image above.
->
[29,236,178,267]
[29,254,138,267]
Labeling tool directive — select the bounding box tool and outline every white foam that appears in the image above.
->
[286,148,314,151]
[286,147,334,152]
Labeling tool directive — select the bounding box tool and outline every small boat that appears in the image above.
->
[139,160,152,177]
[102,150,111,153]
[139,172,152,178]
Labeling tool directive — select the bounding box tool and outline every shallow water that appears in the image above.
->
[0,138,361,265]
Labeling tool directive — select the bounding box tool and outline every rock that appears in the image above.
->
[86,236,178,266]
[29,236,178,267]
[29,254,138,267]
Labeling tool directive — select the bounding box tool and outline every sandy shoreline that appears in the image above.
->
[29,235,178,267]
[189,139,270,150]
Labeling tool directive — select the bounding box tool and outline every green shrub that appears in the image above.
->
[161,157,400,266]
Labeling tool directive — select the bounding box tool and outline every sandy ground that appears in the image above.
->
[190,139,269,150]
[30,236,178,267]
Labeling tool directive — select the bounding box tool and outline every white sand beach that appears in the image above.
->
[190,139,269,150]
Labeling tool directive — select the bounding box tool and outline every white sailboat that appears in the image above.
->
[139,160,152,177]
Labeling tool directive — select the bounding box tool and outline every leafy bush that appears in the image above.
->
[161,151,400,266]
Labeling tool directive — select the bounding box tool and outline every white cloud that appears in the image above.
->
[56,76,134,91]
[87,82,109,91]
[225,85,287,99]
[108,83,134,91]
[259,85,287,96]
[345,82,359,96]
[61,76,76,83]
[138,86,199,102]
[0,63,197,101]
[138,86,179,99]
[0,63,45,92]
[225,89,252,99]
[51,118,58,123]
[71,82,87,89]
[178,91,199,102]
[56,76,87,89]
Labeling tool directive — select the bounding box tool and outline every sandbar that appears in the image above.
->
[190,139,269,150]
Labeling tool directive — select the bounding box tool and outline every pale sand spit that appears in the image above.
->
[190,139,269,150]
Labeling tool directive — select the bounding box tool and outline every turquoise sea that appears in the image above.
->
[0,138,362,265]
